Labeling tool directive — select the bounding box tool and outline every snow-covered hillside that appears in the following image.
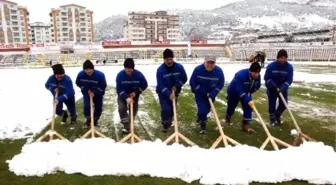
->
[94,15,127,42]
[94,0,335,41]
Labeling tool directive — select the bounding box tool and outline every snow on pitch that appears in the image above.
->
[0,62,336,139]
[6,139,336,184]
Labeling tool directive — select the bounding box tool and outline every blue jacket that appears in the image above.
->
[45,74,75,102]
[189,64,225,99]
[227,69,261,103]
[116,69,148,100]
[156,62,187,97]
[75,70,107,96]
[264,60,293,92]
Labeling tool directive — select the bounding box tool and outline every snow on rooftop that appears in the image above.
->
[279,0,310,4]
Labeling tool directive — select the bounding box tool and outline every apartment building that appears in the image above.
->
[30,22,52,44]
[124,11,180,41]
[49,4,94,43]
[0,0,30,45]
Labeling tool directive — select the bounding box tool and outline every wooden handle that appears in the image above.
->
[251,105,272,138]
[208,98,228,147]
[51,91,59,132]
[172,90,179,143]
[278,91,301,132]
[130,100,134,143]
[90,96,94,138]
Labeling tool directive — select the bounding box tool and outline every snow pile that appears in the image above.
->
[0,68,81,139]
[7,139,336,184]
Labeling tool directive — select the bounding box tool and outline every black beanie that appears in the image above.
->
[83,60,94,70]
[249,62,261,73]
[52,64,65,75]
[124,58,135,69]
[163,49,174,59]
[277,49,288,59]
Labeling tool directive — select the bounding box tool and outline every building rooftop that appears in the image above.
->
[30,22,51,27]
[128,11,177,16]
[0,0,17,5]
[60,4,86,9]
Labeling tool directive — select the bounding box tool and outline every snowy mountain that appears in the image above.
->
[94,15,127,42]
[94,0,336,41]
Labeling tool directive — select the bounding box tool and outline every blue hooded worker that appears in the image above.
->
[116,58,148,134]
[225,62,262,133]
[45,64,77,129]
[190,55,225,134]
[156,49,188,132]
[76,60,107,128]
[264,49,294,127]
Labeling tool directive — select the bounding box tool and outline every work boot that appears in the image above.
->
[69,116,76,130]
[94,117,99,127]
[162,124,169,133]
[275,111,283,125]
[199,123,206,134]
[84,117,91,129]
[225,115,232,125]
[269,121,277,128]
[242,124,254,133]
[61,111,68,125]
[121,121,129,133]
[122,128,130,134]
[195,119,201,127]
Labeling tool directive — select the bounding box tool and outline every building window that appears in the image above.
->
[14,38,20,42]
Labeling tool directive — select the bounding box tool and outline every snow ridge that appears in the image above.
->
[7,139,336,184]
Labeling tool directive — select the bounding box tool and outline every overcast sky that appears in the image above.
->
[12,0,242,23]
